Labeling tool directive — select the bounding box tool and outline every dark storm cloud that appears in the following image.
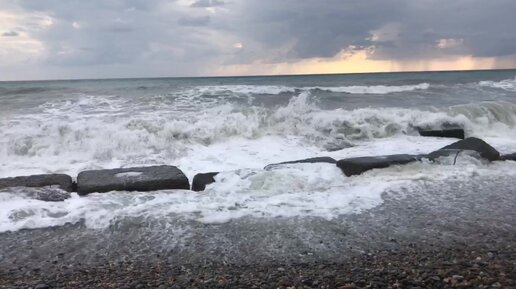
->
[367,0,516,59]
[231,0,404,59]
[2,0,516,79]
[225,0,516,61]
[7,0,218,69]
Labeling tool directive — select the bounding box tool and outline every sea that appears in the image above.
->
[2,69,516,232]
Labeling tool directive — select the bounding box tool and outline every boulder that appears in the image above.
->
[426,149,484,165]
[77,165,190,195]
[337,154,424,177]
[418,128,465,139]
[0,174,73,192]
[428,137,500,162]
[500,153,516,161]
[191,172,219,192]
[417,124,465,139]
[264,157,337,170]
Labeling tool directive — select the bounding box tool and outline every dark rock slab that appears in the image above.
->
[264,157,337,170]
[429,137,500,162]
[77,165,190,195]
[192,172,219,192]
[500,153,516,161]
[426,149,482,161]
[337,154,424,177]
[418,128,465,139]
[417,123,465,139]
[0,174,73,192]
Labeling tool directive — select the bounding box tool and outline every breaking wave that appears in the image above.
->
[478,76,516,92]
[1,92,516,178]
[189,83,430,96]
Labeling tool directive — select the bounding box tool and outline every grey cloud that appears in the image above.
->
[191,0,225,8]
[9,0,221,69]
[2,0,516,80]
[2,31,19,37]
[218,0,516,63]
[178,15,211,26]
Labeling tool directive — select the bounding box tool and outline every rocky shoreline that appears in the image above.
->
[1,174,515,288]
[1,240,514,288]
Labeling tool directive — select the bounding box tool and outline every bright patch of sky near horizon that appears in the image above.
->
[1,0,516,80]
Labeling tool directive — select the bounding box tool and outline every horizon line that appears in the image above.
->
[2,67,516,83]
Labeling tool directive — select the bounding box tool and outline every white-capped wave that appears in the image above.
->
[478,76,516,92]
[306,83,430,94]
[186,83,430,96]
[1,93,516,178]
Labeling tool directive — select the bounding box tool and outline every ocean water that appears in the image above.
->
[2,70,516,232]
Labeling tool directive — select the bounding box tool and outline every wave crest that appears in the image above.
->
[478,76,516,92]
[188,83,430,96]
[1,93,516,177]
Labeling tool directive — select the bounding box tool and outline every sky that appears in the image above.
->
[1,0,516,80]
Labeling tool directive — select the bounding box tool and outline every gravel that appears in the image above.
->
[0,241,514,288]
[1,176,515,288]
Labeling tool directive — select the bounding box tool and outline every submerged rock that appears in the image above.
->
[500,153,516,161]
[336,154,423,176]
[0,174,73,192]
[264,157,337,170]
[77,165,190,195]
[429,137,500,162]
[192,172,219,192]
[32,187,71,202]
[418,125,465,139]
[0,186,71,202]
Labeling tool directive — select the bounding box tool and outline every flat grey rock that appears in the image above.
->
[77,165,190,195]
[418,128,465,139]
[337,154,423,176]
[0,174,73,192]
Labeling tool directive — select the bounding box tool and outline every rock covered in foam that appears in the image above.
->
[264,157,337,170]
[30,187,71,202]
[0,174,73,192]
[337,154,424,177]
[77,165,190,195]
[191,172,219,192]
[429,137,500,162]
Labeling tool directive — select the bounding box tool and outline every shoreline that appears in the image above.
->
[1,175,515,288]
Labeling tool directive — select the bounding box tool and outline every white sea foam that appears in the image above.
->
[1,93,516,179]
[116,172,143,178]
[479,76,516,92]
[188,83,430,96]
[2,156,516,232]
[2,87,516,232]
[306,83,430,94]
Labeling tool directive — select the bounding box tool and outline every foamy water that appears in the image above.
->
[1,71,516,232]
